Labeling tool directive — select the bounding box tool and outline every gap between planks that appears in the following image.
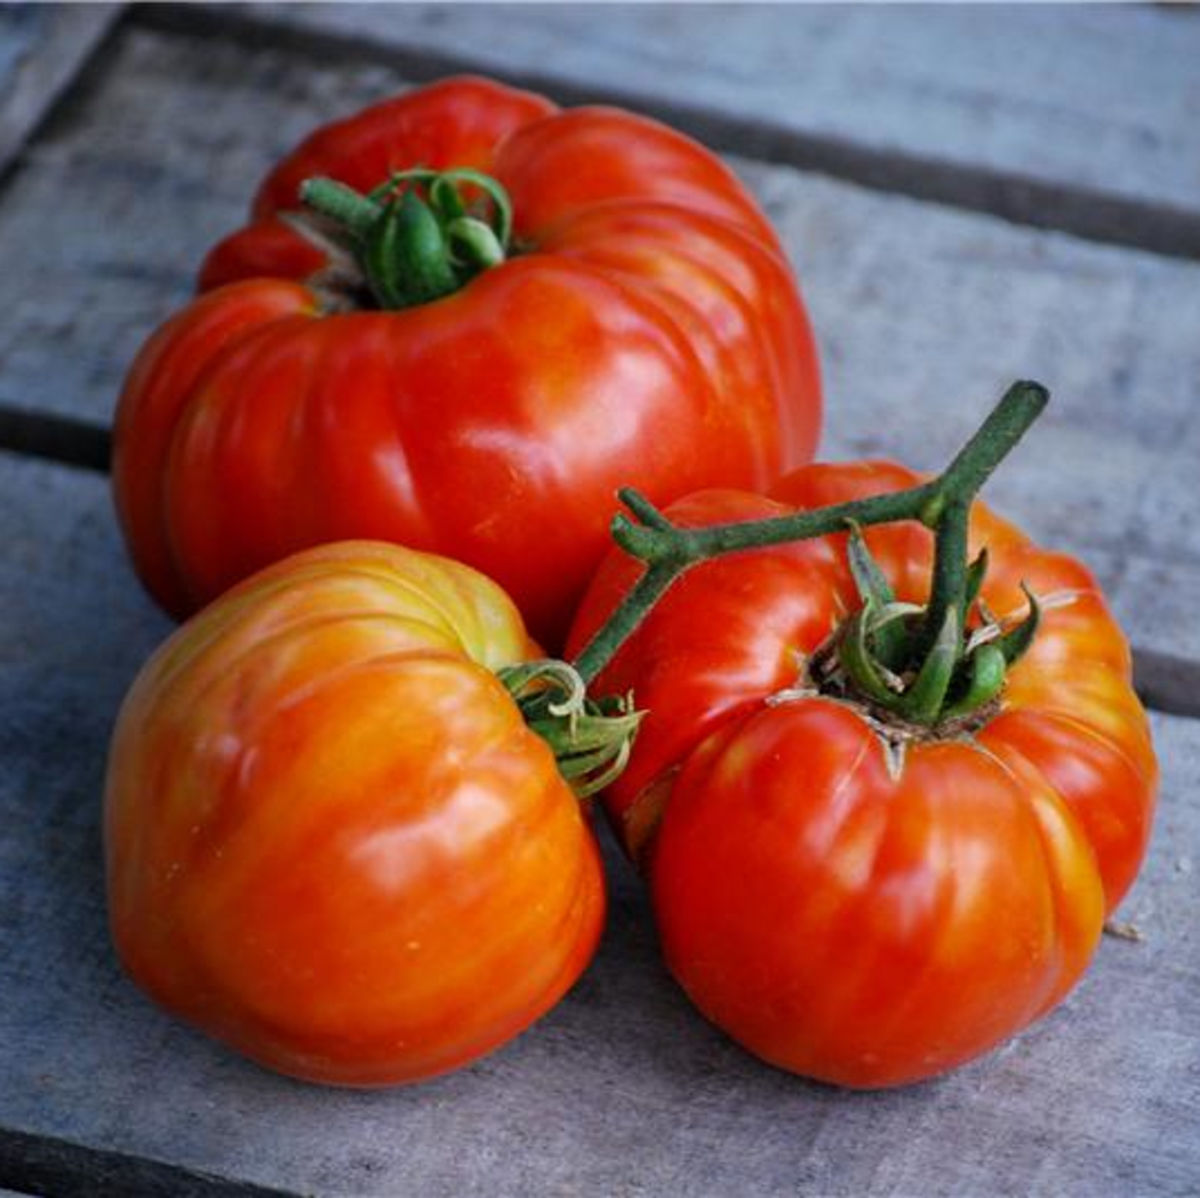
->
[0,404,110,472]
[127,3,1200,263]
[1,411,1197,722]
[0,1128,295,1198]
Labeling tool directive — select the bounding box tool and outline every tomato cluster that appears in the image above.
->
[105,77,1155,1090]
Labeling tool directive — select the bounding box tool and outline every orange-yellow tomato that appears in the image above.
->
[106,541,605,1086]
[568,462,1157,1088]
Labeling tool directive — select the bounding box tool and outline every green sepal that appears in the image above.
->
[868,600,921,674]
[525,708,642,798]
[997,583,1041,665]
[429,174,467,221]
[964,547,989,615]
[942,642,1007,720]
[896,606,960,724]
[446,217,507,271]
[846,522,895,607]
[846,524,910,669]
[497,658,584,719]
[364,191,460,308]
[440,168,514,248]
[837,602,904,706]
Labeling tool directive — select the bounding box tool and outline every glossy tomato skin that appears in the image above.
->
[106,541,605,1086]
[566,464,1156,1088]
[115,76,821,650]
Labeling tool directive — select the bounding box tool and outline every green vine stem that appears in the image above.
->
[571,380,1050,728]
[299,168,513,309]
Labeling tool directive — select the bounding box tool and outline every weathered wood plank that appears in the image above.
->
[1,451,1198,1195]
[1,26,1197,702]
[136,1,1200,257]
[0,4,122,177]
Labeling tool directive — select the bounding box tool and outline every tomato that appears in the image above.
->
[113,75,821,649]
[567,461,1157,1087]
[105,541,605,1086]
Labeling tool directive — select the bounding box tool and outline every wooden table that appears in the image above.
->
[2,5,1198,1195]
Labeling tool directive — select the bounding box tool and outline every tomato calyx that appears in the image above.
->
[299,169,513,310]
[814,524,1042,731]
[498,659,643,799]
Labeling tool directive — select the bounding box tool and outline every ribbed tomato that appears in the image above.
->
[106,541,605,1086]
[567,461,1157,1087]
[113,75,820,648]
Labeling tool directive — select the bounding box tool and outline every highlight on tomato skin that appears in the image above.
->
[566,460,1157,1089]
[104,540,606,1087]
[112,74,822,652]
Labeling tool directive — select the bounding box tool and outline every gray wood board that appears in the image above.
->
[1,450,1198,1196]
[0,4,122,177]
[0,26,1197,699]
[138,1,1200,256]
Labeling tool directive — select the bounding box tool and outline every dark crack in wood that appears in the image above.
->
[0,405,111,472]
[0,1128,297,1198]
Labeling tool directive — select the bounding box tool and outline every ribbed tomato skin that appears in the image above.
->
[566,463,1156,1087]
[114,76,821,649]
[106,541,605,1086]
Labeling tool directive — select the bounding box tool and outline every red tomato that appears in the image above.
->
[106,541,605,1086]
[567,462,1157,1087]
[113,75,821,649]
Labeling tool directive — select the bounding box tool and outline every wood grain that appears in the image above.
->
[0,451,1196,1196]
[134,2,1200,257]
[0,4,121,178]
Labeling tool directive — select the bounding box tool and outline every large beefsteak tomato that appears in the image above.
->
[113,75,820,648]
[567,461,1157,1088]
[105,540,606,1086]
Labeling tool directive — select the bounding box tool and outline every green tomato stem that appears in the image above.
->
[298,178,382,239]
[918,496,970,662]
[572,380,1049,690]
